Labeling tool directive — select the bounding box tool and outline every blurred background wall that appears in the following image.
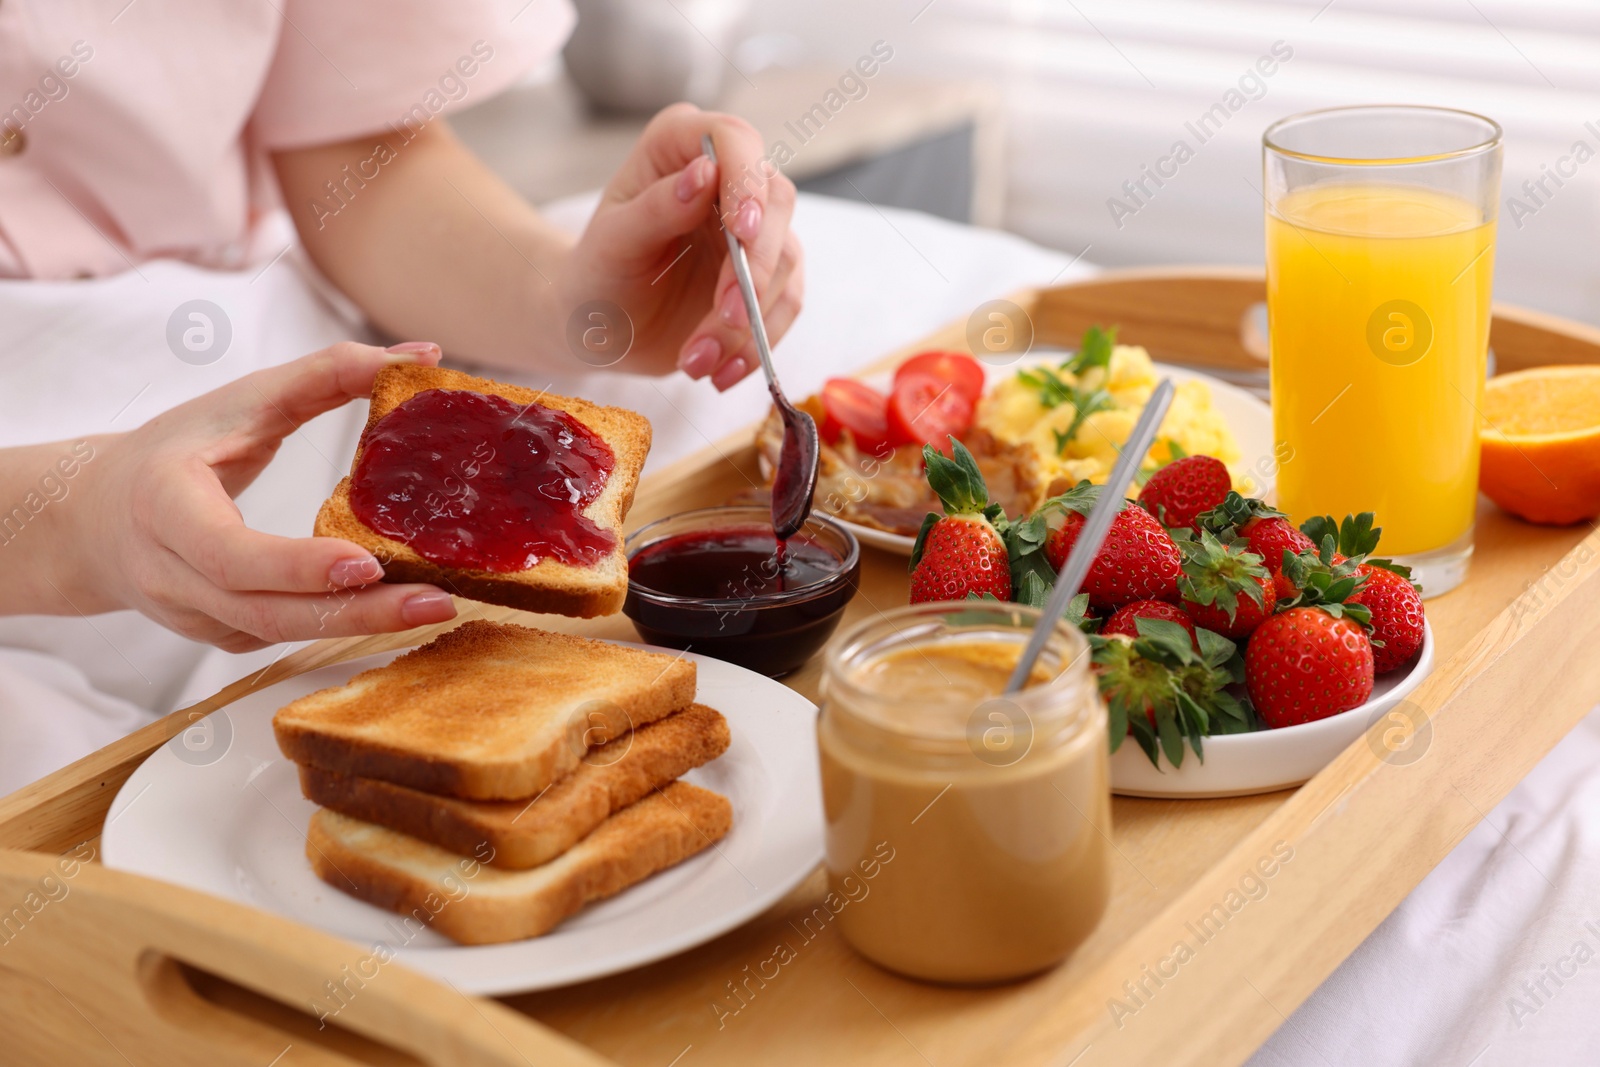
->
[457,0,1600,325]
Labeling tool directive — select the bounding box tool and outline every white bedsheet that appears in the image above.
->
[1247,709,1600,1067]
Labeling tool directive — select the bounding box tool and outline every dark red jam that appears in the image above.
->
[350,388,615,572]
[627,527,838,599]
[624,525,857,677]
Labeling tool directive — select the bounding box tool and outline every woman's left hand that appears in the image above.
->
[558,104,805,390]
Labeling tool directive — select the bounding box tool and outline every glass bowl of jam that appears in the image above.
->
[623,505,860,677]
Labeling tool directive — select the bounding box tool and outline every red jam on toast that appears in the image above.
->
[350,388,616,572]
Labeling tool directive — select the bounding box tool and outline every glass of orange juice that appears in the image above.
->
[1264,105,1502,597]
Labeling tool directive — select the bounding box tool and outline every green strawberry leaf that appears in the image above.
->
[1063,591,1095,633]
[1156,703,1185,767]
[1315,600,1373,627]
[1092,622,1245,769]
[1174,688,1210,748]
[1006,508,1050,551]
[1134,617,1199,664]
[1106,695,1129,754]
[1301,512,1383,559]
[1280,543,1371,617]
[1207,691,1257,734]
[1178,530,1269,621]
[1126,713,1159,765]
[1195,490,1282,538]
[1041,479,1127,521]
[922,439,991,516]
[1299,515,1337,552]
[908,511,941,571]
[1013,569,1050,609]
[1003,510,1056,602]
[1194,625,1238,670]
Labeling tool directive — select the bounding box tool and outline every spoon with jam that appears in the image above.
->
[702,134,819,541]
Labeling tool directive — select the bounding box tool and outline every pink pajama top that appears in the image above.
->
[0,0,574,279]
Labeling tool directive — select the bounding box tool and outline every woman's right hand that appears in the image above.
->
[45,342,459,652]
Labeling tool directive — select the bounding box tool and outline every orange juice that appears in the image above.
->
[1267,183,1495,556]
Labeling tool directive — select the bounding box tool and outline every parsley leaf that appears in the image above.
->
[1065,325,1117,375]
[1051,387,1115,454]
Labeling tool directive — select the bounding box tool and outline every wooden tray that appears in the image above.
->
[4,268,1599,1067]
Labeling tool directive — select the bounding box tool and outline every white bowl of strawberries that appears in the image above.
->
[908,446,1435,799]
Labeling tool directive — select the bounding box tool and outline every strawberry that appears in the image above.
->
[1194,491,1312,594]
[909,440,1011,603]
[1352,564,1426,673]
[1138,454,1232,531]
[1041,483,1181,610]
[1300,513,1425,675]
[1091,618,1251,767]
[1245,517,1315,578]
[1176,531,1274,639]
[1102,600,1197,646]
[1246,608,1375,728]
[1246,546,1376,727]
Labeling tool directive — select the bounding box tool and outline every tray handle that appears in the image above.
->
[0,849,612,1067]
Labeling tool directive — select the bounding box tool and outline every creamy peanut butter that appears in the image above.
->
[818,608,1110,984]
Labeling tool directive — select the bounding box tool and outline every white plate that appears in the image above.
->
[1110,621,1435,798]
[101,643,823,996]
[839,354,1277,555]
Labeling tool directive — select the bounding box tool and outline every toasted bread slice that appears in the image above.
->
[299,704,731,869]
[315,363,650,618]
[274,621,696,800]
[307,781,733,944]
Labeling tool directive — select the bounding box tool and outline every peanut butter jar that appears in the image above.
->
[818,601,1111,984]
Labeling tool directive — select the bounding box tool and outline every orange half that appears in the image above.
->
[1480,365,1600,525]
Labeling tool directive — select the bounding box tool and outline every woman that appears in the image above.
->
[0,0,802,789]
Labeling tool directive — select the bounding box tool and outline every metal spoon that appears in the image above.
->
[1005,378,1176,693]
[701,134,819,541]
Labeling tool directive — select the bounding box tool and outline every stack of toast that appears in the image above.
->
[279,366,736,943]
[273,620,733,945]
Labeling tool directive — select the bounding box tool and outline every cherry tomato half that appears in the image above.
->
[820,378,892,454]
[888,371,976,453]
[893,351,985,403]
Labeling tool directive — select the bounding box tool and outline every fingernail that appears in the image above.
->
[385,341,441,359]
[400,590,456,626]
[328,555,384,588]
[679,336,721,378]
[734,198,762,241]
[719,285,746,327]
[712,355,748,391]
[676,155,712,202]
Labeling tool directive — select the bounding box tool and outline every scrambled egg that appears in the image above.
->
[974,345,1243,493]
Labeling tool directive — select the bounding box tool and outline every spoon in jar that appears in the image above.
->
[1005,377,1176,693]
[701,134,819,540]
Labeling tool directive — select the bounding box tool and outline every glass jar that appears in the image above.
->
[817,601,1110,984]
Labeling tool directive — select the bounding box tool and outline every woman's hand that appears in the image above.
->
[559,104,806,390]
[276,107,802,389]
[37,342,458,652]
